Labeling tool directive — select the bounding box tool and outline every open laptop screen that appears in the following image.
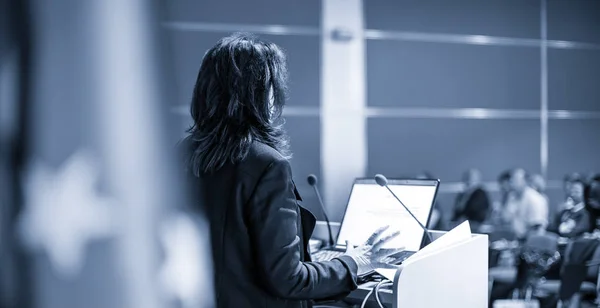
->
[335,178,439,252]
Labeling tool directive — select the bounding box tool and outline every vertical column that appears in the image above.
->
[91,1,167,307]
[540,0,549,178]
[321,0,366,220]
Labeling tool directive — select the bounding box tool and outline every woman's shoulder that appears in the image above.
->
[239,142,290,177]
[247,141,287,164]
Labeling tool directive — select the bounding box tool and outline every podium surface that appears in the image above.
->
[344,230,489,308]
[393,232,488,307]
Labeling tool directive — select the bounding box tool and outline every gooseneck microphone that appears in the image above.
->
[307,174,335,247]
[374,174,433,244]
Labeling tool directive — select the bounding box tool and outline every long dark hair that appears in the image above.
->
[184,33,291,175]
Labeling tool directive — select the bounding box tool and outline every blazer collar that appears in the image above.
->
[293,186,317,239]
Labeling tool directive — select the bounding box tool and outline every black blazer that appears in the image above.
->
[452,187,491,223]
[552,206,590,238]
[189,141,358,308]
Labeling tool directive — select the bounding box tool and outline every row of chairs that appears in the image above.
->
[488,228,598,306]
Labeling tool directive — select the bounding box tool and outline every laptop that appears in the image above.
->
[311,178,440,270]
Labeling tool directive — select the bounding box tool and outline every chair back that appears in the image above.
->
[523,233,558,254]
[489,227,517,242]
[520,233,560,274]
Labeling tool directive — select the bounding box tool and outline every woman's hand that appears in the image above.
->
[343,225,404,275]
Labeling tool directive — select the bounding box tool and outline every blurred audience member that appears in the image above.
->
[417,171,446,230]
[505,168,548,239]
[585,175,600,231]
[529,174,546,193]
[528,173,549,204]
[562,173,584,211]
[489,170,514,226]
[452,169,490,231]
[551,178,589,238]
[548,173,585,232]
[558,175,600,306]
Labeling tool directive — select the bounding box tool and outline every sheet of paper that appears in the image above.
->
[374,221,472,282]
[405,220,472,264]
[374,268,398,281]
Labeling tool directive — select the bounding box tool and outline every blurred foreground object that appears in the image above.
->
[159,213,212,308]
[0,0,34,306]
[1,0,214,307]
[18,151,116,278]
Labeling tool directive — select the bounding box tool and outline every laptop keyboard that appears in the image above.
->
[311,249,413,264]
[389,251,414,263]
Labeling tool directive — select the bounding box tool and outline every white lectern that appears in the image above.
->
[392,232,489,308]
[315,226,489,307]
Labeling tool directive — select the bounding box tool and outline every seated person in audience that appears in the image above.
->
[558,175,600,306]
[505,168,549,240]
[417,171,446,231]
[563,173,585,211]
[489,170,515,227]
[529,173,549,205]
[550,173,585,232]
[584,175,600,234]
[452,168,490,231]
[551,178,590,239]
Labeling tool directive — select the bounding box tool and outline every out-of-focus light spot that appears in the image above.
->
[550,40,575,48]
[466,108,490,119]
[469,35,492,45]
[266,25,288,35]
[552,110,571,119]
[159,213,214,308]
[18,150,115,279]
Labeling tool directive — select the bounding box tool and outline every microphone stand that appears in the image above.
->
[383,185,433,245]
[313,186,335,248]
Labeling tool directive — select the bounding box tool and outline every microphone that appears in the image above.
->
[374,174,433,244]
[307,174,335,247]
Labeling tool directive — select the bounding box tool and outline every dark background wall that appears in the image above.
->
[164,0,600,224]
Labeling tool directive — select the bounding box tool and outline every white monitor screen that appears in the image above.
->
[335,179,439,252]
